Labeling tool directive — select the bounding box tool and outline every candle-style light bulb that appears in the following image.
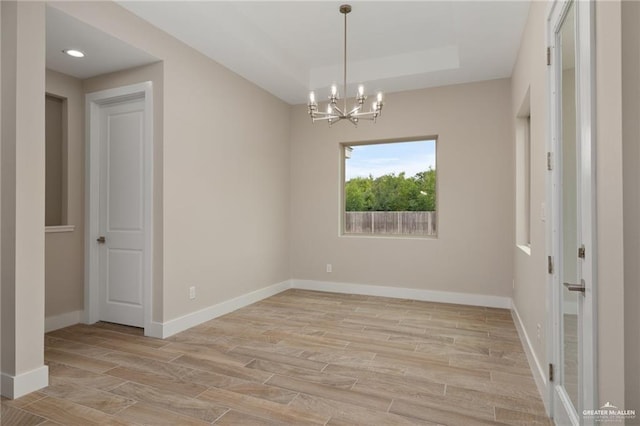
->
[377,92,383,103]
[309,91,316,104]
[358,85,364,96]
[331,84,338,97]
[372,101,377,111]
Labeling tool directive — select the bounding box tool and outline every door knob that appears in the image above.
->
[97,236,106,243]
[563,279,585,293]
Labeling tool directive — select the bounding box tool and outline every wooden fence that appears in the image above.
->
[345,211,437,236]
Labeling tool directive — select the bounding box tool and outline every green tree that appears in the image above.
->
[372,173,404,211]
[414,167,436,211]
[345,169,436,212]
[345,176,374,211]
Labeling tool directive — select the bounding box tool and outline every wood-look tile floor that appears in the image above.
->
[1,290,551,425]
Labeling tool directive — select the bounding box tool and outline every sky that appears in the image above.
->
[345,140,436,181]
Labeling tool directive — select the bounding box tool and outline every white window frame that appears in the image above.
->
[340,137,438,239]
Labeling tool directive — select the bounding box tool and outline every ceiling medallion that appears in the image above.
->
[307,4,384,126]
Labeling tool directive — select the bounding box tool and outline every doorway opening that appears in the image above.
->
[85,82,153,334]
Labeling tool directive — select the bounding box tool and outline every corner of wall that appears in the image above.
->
[148,280,293,339]
[44,310,84,333]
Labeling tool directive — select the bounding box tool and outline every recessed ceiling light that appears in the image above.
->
[63,49,85,58]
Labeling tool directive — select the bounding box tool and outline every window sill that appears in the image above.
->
[45,225,75,233]
[517,244,531,256]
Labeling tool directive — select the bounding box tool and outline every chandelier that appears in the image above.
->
[307,4,384,126]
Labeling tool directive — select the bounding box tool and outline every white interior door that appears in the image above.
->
[86,82,153,334]
[97,96,146,327]
[548,1,597,424]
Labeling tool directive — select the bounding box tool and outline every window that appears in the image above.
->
[516,89,531,250]
[45,94,67,227]
[342,139,437,237]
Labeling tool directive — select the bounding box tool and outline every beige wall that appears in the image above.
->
[621,0,640,415]
[290,79,514,296]
[44,69,85,318]
[1,0,18,381]
[51,1,291,323]
[160,53,290,321]
[510,0,548,380]
[83,62,164,322]
[0,0,3,383]
[595,0,626,408]
[1,0,46,384]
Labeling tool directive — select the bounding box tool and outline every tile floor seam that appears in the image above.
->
[210,407,231,424]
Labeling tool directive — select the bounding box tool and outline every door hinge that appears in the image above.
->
[548,256,554,274]
[578,244,586,259]
[547,152,553,170]
[549,363,554,382]
[547,47,551,66]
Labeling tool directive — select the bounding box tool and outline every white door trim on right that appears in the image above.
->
[84,81,154,335]
[546,0,597,423]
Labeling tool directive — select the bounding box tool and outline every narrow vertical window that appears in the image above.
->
[524,115,531,245]
[516,89,532,250]
[45,94,67,226]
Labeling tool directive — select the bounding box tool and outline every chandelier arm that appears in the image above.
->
[350,113,376,120]
[311,114,340,121]
[350,110,376,117]
[314,116,344,123]
[310,113,338,118]
[346,105,363,116]
[331,105,346,116]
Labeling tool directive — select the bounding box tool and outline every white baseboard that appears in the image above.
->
[45,310,84,332]
[151,280,292,339]
[1,366,49,399]
[511,304,549,413]
[291,279,512,309]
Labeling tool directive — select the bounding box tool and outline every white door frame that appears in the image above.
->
[546,0,597,424]
[84,82,153,334]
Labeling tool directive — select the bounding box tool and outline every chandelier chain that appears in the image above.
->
[343,7,347,114]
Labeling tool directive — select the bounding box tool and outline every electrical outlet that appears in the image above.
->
[189,286,196,300]
[537,323,541,340]
[326,264,332,273]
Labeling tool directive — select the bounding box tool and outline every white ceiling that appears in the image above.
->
[46,2,530,104]
[46,6,159,80]
[117,1,530,105]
